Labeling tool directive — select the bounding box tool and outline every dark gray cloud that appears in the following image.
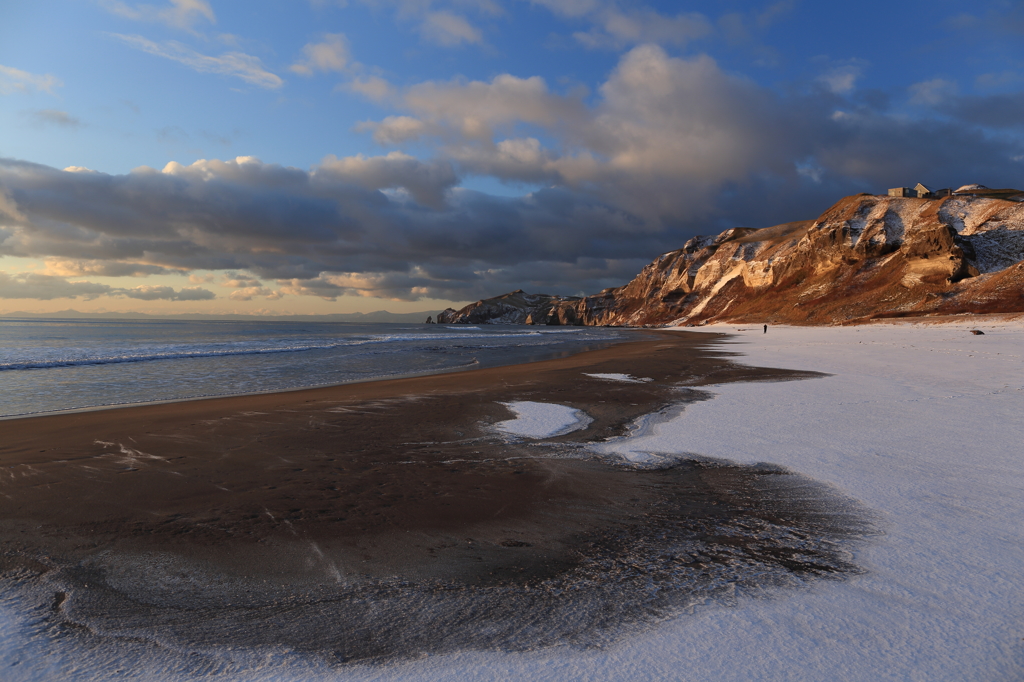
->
[32,109,82,128]
[947,5,1024,36]
[122,285,215,301]
[0,156,667,300]
[940,92,1024,131]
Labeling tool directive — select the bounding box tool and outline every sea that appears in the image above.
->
[0,317,632,418]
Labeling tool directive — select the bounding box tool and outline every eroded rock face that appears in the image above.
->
[437,290,583,325]
[440,194,1024,326]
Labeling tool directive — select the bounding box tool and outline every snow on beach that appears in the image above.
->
[582,373,652,383]
[494,401,591,438]
[361,318,1024,681]
[4,320,1022,681]
[578,319,1024,680]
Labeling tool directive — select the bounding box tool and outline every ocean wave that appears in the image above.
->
[353,331,546,344]
[0,330,574,372]
[0,341,360,371]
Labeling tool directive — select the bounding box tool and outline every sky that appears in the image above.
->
[1,0,1023,316]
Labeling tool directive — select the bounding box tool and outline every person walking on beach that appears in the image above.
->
[763,324,767,334]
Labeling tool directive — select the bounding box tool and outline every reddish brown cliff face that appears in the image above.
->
[439,193,1024,326]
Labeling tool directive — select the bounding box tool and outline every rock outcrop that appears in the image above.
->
[437,290,583,325]
[440,193,1024,326]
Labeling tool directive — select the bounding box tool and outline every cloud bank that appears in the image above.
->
[2,46,1023,303]
[0,272,213,301]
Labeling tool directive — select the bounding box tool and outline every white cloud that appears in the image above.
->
[796,158,824,183]
[446,136,557,184]
[0,64,62,95]
[356,43,1024,226]
[109,34,283,89]
[352,0,492,48]
[404,73,585,139]
[220,274,283,301]
[818,63,863,95]
[43,258,173,277]
[529,1,711,49]
[375,46,792,215]
[573,9,712,50]
[229,286,282,301]
[345,75,398,103]
[0,271,215,301]
[356,116,430,144]
[0,272,112,300]
[290,33,350,76]
[101,0,216,32]
[529,0,602,19]
[754,0,796,29]
[909,78,958,105]
[420,11,483,46]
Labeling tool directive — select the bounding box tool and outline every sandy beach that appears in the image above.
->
[0,331,871,672]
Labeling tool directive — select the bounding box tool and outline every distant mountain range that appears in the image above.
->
[438,190,1024,326]
[1,310,442,323]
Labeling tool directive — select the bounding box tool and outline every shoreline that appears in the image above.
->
[7,313,1019,422]
[0,327,635,422]
[0,358,482,422]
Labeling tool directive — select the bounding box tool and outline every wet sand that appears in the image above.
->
[0,331,872,666]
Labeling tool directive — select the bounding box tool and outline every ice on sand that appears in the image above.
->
[494,401,591,438]
[583,373,652,383]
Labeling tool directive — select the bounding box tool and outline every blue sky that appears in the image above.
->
[1,0,1023,315]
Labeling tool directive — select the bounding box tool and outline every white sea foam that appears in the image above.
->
[493,401,591,438]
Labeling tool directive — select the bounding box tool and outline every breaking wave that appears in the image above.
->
[0,329,576,372]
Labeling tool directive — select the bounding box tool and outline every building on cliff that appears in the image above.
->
[888,183,952,199]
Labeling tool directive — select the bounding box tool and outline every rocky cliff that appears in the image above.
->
[438,193,1024,326]
[436,289,584,325]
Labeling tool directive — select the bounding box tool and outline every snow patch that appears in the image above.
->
[882,208,906,242]
[965,228,1024,273]
[583,373,652,384]
[494,401,591,439]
